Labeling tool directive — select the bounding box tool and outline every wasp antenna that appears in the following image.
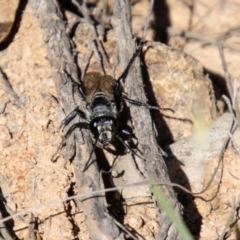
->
[64,69,86,100]
[122,97,175,113]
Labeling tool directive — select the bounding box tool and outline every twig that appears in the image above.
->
[114,220,138,240]
[223,95,240,154]
[217,43,234,99]
[92,40,105,75]
[140,0,154,42]
[30,1,121,239]
[79,41,94,80]
[30,173,39,198]
[167,27,240,51]
[0,180,209,225]
[27,213,35,240]
[232,78,237,111]
[112,0,182,238]
[220,195,240,240]
[0,67,39,127]
[218,27,240,42]
[191,119,236,198]
[0,209,14,240]
[0,68,22,105]
[217,42,240,128]
[166,112,240,207]
[72,0,113,76]
[223,95,235,118]
[228,131,240,155]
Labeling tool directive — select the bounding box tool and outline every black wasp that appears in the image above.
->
[60,45,171,171]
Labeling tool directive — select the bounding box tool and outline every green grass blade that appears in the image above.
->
[151,179,194,240]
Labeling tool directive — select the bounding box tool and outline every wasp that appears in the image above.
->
[60,46,172,171]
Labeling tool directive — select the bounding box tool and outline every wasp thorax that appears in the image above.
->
[90,117,118,145]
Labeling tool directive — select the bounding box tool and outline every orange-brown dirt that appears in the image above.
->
[0,0,239,239]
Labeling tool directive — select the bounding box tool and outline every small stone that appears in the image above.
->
[146,220,159,232]
[38,118,50,127]
[127,214,143,229]
[0,139,11,148]
[0,117,7,125]
[145,236,155,240]
[0,125,11,141]
[0,102,7,114]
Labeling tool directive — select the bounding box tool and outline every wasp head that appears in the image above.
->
[90,117,118,145]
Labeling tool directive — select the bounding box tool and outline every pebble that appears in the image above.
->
[146,220,159,232]
[0,125,11,141]
[0,101,7,114]
[127,214,143,229]
[0,117,7,125]
[0,139,11,148]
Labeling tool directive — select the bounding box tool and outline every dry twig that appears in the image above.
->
[27,213,35,240]
[29,0,121,239]
[0,180,204,225]
[0,209,14,240]
[218,43,240,127]
[220,195,240,240]
[0,67,38,127]
[72,0,113,76]
[0,68,22,106]
[112,0,182,239]
[168,27,240,51]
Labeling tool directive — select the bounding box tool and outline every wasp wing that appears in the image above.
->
[84,72,117,102]
[99,75,116,100]
[83,72,102,103]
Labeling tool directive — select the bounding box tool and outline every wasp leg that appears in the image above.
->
[78,85,86,99]
[52,122,89,162]
[117,127,140,153]
[118,127,131,137]
[117,127,138,145]
[115,134,145,161]
[116,131,146,177]
[122,97,175,113]
[65,122,89,138]
[60,107,88,129]
[117,127,135,149]
[115,42,144,87]
[64,69,86,99]
[82,135,100,172]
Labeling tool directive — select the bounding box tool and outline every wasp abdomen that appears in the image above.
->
[90,93,117,118]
